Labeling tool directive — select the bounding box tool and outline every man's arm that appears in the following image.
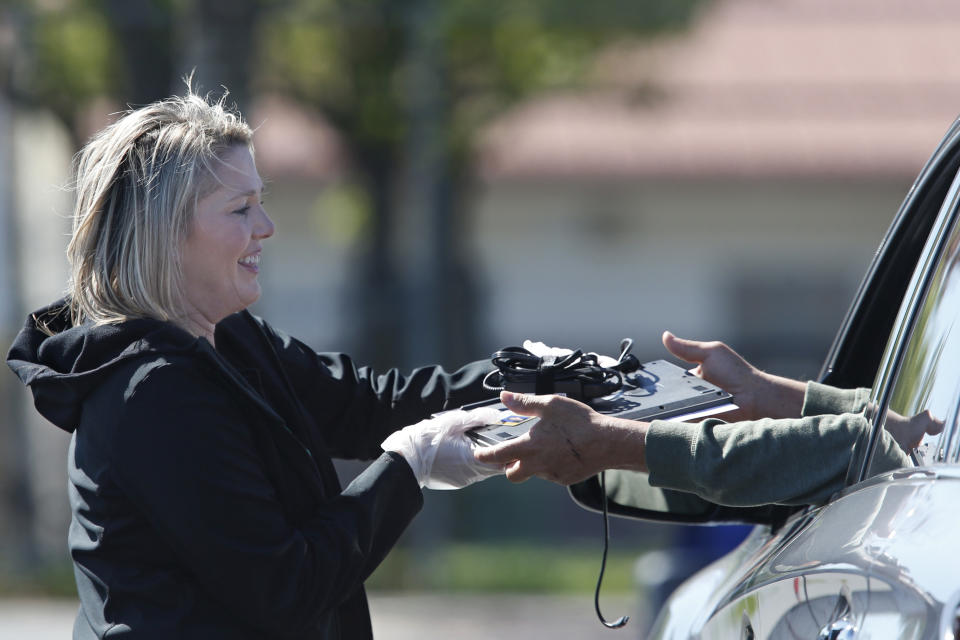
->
[474,390,911,506]
[473,392,649,485]
[644,412,893,506]
[661,331,807,421]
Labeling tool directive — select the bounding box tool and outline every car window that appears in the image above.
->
[866,196,960,477]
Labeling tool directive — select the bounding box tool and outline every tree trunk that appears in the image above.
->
[101,0,176,104]
[435,163,483,366]
[181,0,262,111]
[0,88,38,571]
[348,148,407,371]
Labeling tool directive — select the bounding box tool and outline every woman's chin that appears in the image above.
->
[240,287,262,310]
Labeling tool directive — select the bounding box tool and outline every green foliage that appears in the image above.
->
[1,543,644,597]
[311,181,372,246]
[257,0,707,159]
[11,0,706,150]
[258,1,409,147]
[25,3,121,127]
[367,543,646,593]
[0,562,77,598]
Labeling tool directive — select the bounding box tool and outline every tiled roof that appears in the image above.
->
[478,0,960,179]
[251,95,346,182]
[253,0,960,180]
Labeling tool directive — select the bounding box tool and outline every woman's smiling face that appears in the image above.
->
[181,144,274,333]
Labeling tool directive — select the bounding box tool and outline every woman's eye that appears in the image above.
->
[232,205,250,215]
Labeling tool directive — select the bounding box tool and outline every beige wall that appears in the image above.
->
[470,176,914,377]
[214,172,916,378]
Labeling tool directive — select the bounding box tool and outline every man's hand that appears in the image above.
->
[884,409,945,451]
[662,331,806,421]
[473,391,647,485]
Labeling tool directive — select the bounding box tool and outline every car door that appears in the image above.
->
[693,121,960,640]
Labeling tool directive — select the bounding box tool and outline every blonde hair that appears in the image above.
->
[67,89,253,327]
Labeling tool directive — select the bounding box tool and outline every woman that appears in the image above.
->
[7,90,501,639]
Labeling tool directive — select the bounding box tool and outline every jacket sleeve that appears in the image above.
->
[802,381,872,416]
[253,317,496,459]
[110,360,422,636]
[645,411,910,507]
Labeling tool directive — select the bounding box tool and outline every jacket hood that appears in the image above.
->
[6,299,201,433]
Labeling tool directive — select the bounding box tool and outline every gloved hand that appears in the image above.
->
[522,339,619,368]
[382,406,505,490]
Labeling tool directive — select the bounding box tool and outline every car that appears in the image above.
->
[569,115,960,639]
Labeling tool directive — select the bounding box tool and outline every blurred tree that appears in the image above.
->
[0,0,38,570]
[99,0,177,107]
[257,0,708,368]
[4,0,121,147]
[8,0,263,146]
[7,0,707,370]
[181,0,265,111]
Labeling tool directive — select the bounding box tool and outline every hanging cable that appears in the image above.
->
[594,470,629,629]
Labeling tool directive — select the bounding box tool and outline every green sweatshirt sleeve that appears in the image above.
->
[646,414,868,506]
[644,381,910,507]
[802,382,871,416]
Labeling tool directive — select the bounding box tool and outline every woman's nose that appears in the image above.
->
[255,207,275,239]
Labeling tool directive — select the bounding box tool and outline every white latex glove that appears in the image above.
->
[522,339,619,368]
[382,406,505,490]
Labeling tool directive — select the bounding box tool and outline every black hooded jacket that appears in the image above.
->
[7,300,494,639]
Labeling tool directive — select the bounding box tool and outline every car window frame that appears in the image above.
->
[876,205,960,468]
[857,161,960,482]
[820,115,960,391]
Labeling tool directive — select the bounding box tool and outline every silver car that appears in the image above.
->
[572,116,960,639]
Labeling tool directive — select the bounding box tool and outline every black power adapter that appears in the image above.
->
[482,338,641,400]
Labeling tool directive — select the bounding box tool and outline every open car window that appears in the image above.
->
[864,166,960,479]
[871,219,960,472]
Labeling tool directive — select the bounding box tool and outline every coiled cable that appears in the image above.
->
[483,338,640,400]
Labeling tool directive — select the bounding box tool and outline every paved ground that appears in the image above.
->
[0,593,647,639]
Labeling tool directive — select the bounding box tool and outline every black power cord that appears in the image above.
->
[485,339,638,630]
[483,338,640,401]
[595,470,629,629]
